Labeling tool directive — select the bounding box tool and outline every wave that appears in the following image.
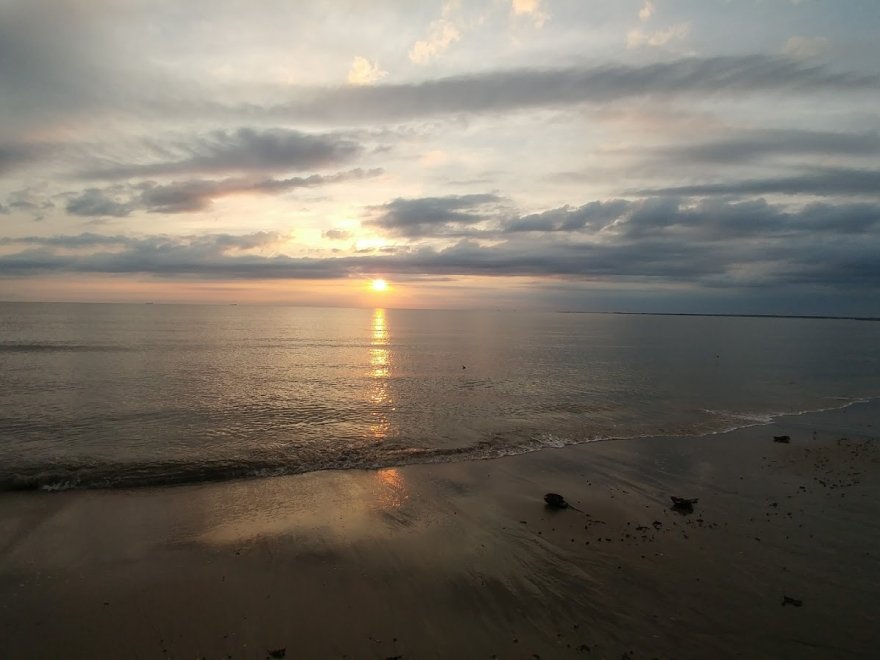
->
[699,396,872,436]
[1,428,616,492]
[2,396,874,493]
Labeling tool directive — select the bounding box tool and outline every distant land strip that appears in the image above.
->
[561,311,880,322]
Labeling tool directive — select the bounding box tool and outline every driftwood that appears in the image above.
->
[774,435,791,443]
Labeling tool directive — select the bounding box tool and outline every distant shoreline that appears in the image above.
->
[1,299,878,321]
[562,310,880,322]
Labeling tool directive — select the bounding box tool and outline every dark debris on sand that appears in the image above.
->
[544,493,569,509]
[670,496,698,512]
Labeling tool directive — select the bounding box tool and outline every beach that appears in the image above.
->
[1,400,878,659]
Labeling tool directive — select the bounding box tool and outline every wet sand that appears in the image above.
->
[1,401,878,659]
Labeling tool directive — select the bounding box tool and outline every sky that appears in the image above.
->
[1,0,879,314]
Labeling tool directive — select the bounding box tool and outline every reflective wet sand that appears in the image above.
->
[1,402,878,658]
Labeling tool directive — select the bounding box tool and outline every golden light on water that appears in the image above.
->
[368,308,391,440]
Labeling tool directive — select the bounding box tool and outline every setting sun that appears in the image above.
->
[371,278,389,292]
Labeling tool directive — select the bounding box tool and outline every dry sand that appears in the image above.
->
[1,401,878,659]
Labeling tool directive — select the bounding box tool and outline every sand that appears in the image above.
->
[1,401,878,659]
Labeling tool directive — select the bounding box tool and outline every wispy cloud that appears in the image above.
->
[647,129,880,165]
[64,169,383,216]
[79,128,363,180]
[270,56,878,123]
[633,167,880,197]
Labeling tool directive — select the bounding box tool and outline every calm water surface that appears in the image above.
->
[1,303,878,489]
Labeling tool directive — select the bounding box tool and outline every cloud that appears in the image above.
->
[511,0,548,28]
[509,198,797,242]
[610,197,880,240]
[347,56,387,86]
[627,0,689,50]
[366,194,505,237]
[409,2,461,64]
[65,169,383,216]
[4,198,880,293]
[504,200,631,233]
[0,141,53,175]
[66,188,135,218]
[322,229,351,241]
[627,22,691,49]
[650,129,880,164]
[0,1,120,130]
[783,35,829,59]
[363,193,880,245]
[272,56,877,123]
[634,167,880,197]
[80,128,362,180]
[1,186,55,218]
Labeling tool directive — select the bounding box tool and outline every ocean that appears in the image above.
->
[1,302,878,491]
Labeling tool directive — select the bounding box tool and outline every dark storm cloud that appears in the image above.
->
[634,167,880,197]
[275,56,878,123]
[366,194,505,236]
[63,169,383,216]
[80,128,363,179]
[653,129,880,165]
[5,198,879,290]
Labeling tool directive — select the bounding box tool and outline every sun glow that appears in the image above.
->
[371,278,389,292]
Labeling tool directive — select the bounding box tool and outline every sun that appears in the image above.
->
[370,278,389,292]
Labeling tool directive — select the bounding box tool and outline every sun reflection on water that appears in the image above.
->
[368,308,392,440]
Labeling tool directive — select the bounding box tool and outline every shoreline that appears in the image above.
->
[5,395,878,494]
[1,401,878,658]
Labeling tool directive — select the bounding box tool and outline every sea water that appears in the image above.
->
[1,302,877,490]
